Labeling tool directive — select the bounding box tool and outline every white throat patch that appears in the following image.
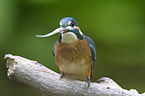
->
[61,32,78,43]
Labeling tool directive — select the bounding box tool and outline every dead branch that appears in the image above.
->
[4,54,145,96]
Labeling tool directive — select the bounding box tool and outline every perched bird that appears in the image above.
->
[36,17,96,88]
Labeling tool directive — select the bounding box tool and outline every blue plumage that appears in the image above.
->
[83,35,96,78]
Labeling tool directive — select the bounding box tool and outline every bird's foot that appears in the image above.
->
[59,73,64,80]
[84,77,90,90]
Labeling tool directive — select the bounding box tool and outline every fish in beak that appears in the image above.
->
[35,26,72,38]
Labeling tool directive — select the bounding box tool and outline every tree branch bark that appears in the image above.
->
[4,54,145,96]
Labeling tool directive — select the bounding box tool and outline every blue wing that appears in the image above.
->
[52,41,57,58]
[52,32,62,57]
[83,35,96,78]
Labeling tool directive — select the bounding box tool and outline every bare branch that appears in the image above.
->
[4,54,145,96]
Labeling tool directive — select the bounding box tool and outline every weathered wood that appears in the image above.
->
[4,54,145,96]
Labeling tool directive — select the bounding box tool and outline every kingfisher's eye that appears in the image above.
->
[71,22,74,27]
[67,21,75,27]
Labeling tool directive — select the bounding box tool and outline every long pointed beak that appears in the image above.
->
[35,26,72,38]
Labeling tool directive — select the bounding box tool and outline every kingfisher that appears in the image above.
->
[36,17,96,88]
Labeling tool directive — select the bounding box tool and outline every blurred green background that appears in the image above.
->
[0,0,145,96]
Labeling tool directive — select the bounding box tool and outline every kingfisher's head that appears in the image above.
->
[59,17,77,28]
[36,17,83,43]
[59,17,83,43]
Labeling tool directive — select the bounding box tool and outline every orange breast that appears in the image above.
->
[54,39,91,81]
